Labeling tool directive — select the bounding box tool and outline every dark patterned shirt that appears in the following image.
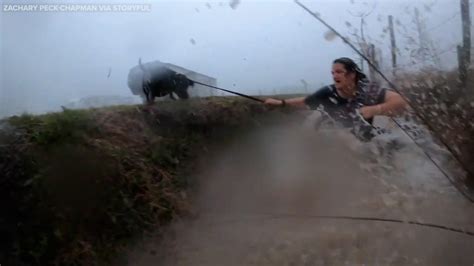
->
[304,81,387,140]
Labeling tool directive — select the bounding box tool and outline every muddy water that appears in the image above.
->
[127,114,474,266]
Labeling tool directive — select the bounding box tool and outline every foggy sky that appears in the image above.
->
[1,0,468,117]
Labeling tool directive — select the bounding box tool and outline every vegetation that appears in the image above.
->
[0,98,296,265]
[398,67,474,176]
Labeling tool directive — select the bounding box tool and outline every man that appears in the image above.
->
[264,57,407,140]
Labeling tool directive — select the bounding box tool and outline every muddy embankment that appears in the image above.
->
[0,98,301,265]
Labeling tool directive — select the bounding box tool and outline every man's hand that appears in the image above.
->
[264,98,284,106]
[359,90,408,119]
[359,105,382,120]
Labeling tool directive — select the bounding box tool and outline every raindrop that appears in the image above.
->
[324,30,338,41]
[229,0,240,9]
[425,78,433,88]
[423,4,432,12]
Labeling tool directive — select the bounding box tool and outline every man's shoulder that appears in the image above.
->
[304,84,337,108]
[358,81,387,104]
[362,81,385,91]
[313,84,335,96]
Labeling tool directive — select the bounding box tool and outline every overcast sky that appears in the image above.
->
[0,0,469,117]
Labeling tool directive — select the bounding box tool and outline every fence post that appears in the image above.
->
[459,0,471,89]
[388,15,397,77]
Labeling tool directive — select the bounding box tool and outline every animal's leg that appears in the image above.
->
[143,85,150,102]
[169,92,177,100]
[147,94,155,105]
[143,85,155,105]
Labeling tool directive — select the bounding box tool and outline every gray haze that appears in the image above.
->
[1,0,467,117]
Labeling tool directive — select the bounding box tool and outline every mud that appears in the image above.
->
[126,113,474,266]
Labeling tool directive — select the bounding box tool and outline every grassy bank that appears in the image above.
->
[0,97,297,265]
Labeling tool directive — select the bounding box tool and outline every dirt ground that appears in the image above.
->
[125,114,474,266]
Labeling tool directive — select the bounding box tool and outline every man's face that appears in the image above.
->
[332,63,356,93]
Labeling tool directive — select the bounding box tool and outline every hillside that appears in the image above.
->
[0,97,301,265]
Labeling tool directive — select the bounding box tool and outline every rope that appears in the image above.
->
[190,80,264,103]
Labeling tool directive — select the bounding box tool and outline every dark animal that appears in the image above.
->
[127,58,194,104]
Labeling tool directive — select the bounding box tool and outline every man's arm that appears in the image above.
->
[264,86,331,109]
[263,97,308,108]
[360,90,408,119]
[380,90,408,116]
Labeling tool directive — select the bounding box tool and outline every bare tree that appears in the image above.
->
[347,1,378,70]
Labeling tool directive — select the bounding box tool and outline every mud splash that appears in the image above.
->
[126,114,474,266]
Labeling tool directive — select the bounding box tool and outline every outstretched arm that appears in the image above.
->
[264,97,308,108]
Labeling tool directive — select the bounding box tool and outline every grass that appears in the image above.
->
[0,97,296,265]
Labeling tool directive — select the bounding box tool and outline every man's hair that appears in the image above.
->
[333,57,367,82]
